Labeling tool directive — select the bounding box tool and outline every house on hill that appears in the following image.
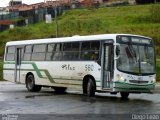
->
[0,20,14,31]
[9,0,22,6]
[0,7,9,15]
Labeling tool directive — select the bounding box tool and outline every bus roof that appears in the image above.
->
[6,34,151,46]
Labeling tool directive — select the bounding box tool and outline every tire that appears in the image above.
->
[86,78,96,97]
[26,75,41,92]
[52,87,67,93]
[120,92,129,99]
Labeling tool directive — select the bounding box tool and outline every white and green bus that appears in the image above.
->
[3,34,156,98]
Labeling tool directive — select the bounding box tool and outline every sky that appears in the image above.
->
[0,0,45,7]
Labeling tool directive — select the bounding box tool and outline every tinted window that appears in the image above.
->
[33,44,46,53]
[32,53,46,61]
[25,45,32,53]
[81,51,99,60]
[31,44,46,61]
[46,43,62,61]
[72,42,79,51]
[63,42,80,51]
[6,54,15,61]
[46,52,62,61]
[48,44,61,52]
[46,42,80,61]
[24,54,31,61]
[23,45,32,61]
[63,43,72,51]
[81,42,90,51]
[7,46,15,53]
[6,46,15,61]
[63,52,79,60]
[91,41,100,50]
[63,42,80,60]
[80,41,100,60]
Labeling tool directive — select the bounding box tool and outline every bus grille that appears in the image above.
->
[129,80,148,84]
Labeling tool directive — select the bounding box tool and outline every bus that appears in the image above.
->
[3,34,156,98]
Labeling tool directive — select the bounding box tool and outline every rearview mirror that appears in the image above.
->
[115,45,120,60]
[116,45,120,56]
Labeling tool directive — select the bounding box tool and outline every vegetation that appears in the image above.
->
[150,4,160,23]
[157,59,160,81]
[0,4,160,81]
[0,60,3,81]
[0,4,160,56]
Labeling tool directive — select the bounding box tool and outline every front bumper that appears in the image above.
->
[113,81,155,93]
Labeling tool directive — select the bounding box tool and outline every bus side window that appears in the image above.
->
[24,45,32,61]
[62,42,80,60]
[46,43,62,61]
[81,42,90,60]
[6,46,15,61]
[81,41,100,60]
[71,42,80,60]
[91,41,100,51]
[31,44,46,61]
[90,41,100,60]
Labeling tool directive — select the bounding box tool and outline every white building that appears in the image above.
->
[0,7,9,15]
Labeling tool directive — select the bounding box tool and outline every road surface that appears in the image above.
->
[0,81,160,120]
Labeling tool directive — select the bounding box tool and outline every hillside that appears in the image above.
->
[0,4,160,57]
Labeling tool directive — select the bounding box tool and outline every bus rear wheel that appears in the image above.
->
[86,78,96,97]
[26,75,42,92]
[52,87,67,93]
[120,92,129,99]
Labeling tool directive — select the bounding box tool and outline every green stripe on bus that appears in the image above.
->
[4,68,84,82]
[30,62,43,78]
[43,69,55,83]
[4,61,56,83]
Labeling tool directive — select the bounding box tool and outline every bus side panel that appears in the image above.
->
[22,61,101,90]
[3,62,15,82]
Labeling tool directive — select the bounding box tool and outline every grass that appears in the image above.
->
[0,60,3,81]
[0,5,160,56]
[156,59,160,82]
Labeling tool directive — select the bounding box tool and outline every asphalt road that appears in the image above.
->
[0,81,160,120]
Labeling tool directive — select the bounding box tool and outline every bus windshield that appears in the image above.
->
[117,37,155,75]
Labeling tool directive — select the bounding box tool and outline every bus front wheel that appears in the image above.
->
[120,92,129,99]
[26,75,42,92]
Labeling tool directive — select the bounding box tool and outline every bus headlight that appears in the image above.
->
[153,78,156,83]
[117,74,125,81]
[120,76,125,81]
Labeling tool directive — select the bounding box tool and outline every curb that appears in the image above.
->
[0,81,15,85]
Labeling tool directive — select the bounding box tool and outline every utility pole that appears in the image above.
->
[12,0,13,12]
[55,0,58,38]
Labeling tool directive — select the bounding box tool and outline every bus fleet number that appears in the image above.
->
[85,65,94,71]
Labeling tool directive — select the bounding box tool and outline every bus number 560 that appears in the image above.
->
[85,65,94,71]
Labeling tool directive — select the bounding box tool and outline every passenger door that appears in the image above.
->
[15,47,23,83]
[102,44,113,89]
